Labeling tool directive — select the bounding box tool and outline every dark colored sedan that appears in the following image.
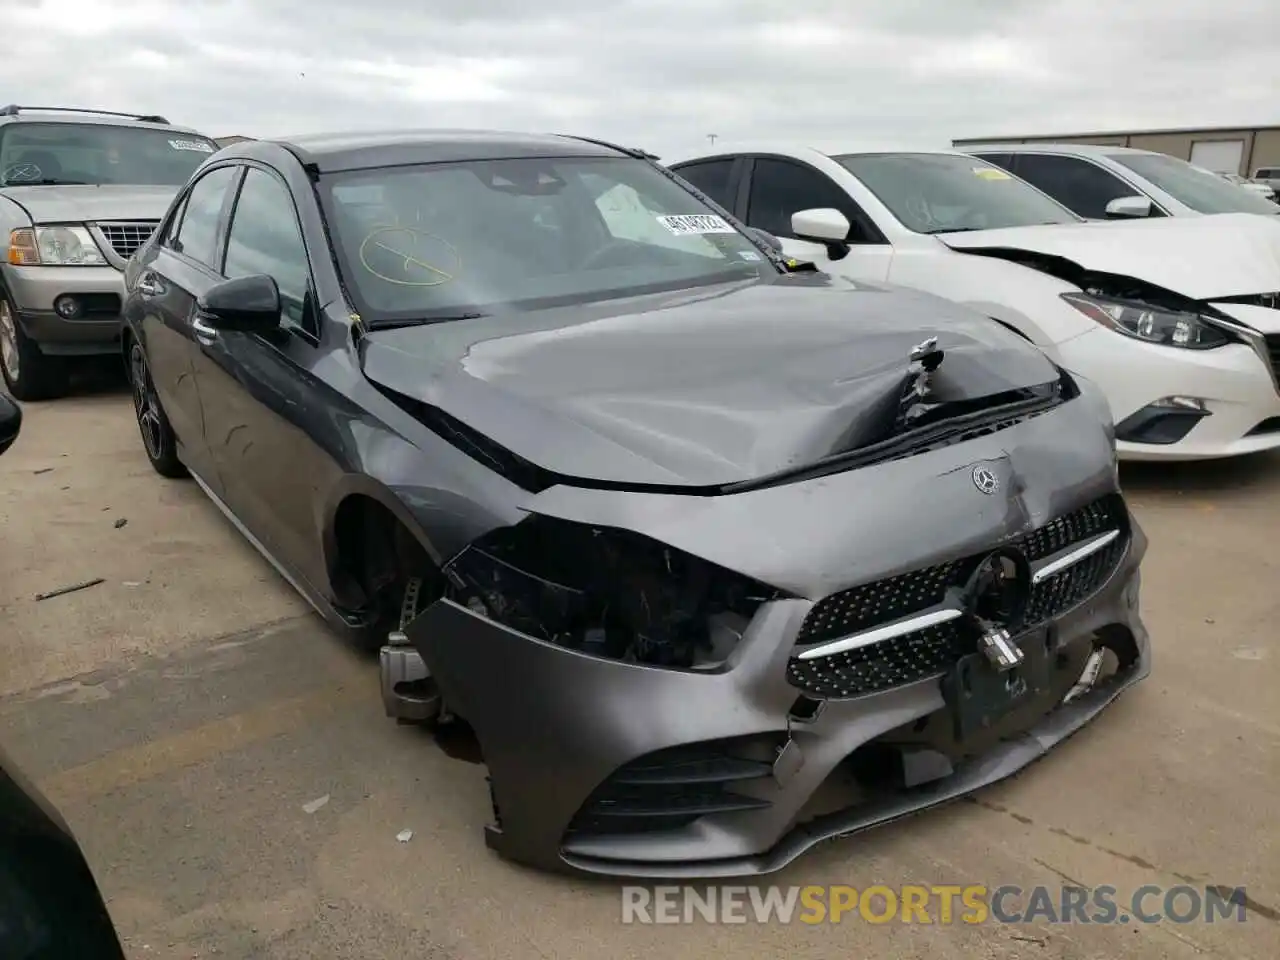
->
[120,129,1150,879]
[0,396,127,958]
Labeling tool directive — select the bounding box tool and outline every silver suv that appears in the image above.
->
[0,106,218,399]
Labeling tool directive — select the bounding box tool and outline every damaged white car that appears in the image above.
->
[667,145,1280,461]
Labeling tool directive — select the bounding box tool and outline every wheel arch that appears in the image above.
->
[321,474,444,610]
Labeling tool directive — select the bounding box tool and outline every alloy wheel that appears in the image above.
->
[130,344,164,460]
[0,300,19,380]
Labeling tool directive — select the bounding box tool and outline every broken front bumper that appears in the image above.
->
[388,532,1147,880]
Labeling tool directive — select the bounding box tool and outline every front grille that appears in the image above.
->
[565,742,774,837]
[787,495,1128,700]
[97,221,157,260]
[1266,334,1280,382]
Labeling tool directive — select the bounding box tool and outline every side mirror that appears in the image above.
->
[745,227,782,252]
[0,392,22,456]
[197,275,282,333]
[792,207,852,242]
[1104,195,1153,219]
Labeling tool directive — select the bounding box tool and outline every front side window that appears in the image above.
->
[746,158,865,240]
[835,152,1080,234]
[1108,152,1280,215]
[173,166,237,268]
[1012,154,1145,219]
[0,123,217,187]
[320,155,775,325]
[224,168,312,328]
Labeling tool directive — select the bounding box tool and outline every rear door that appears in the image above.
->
[129,164,240,489]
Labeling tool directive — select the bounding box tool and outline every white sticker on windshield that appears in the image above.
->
[169,138,215,153]
[737,250,762,261]
[656,214,736,236]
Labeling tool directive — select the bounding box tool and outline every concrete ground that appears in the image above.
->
[1,380,1277,959]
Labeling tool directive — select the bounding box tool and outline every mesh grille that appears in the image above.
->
[1266,334,1279,382]
[788,495,1128,700]
[97,221,157,260]
[786,622,966,700]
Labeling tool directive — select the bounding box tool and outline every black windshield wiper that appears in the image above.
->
[1,178,90,186]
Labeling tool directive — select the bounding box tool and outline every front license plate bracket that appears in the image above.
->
[941,629,1052,740]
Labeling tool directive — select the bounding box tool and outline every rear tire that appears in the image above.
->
[128,339,187,479]
[0,292,70,401]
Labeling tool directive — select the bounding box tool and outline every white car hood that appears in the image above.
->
[938,212,1280,301]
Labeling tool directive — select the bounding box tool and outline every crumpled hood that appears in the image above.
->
[360,276,1061,487]
[939,212,1280,301]
[1,184,177,223]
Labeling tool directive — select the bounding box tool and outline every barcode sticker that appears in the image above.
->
[656,214,736,236]
[169,139,215,153]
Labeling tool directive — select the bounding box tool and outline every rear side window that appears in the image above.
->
[1012,154,1144,219]
[673,159,735,209]
[1254,168,1278,179]
[173,166,237,268]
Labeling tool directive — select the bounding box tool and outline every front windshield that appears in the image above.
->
[0,122,217,186]
[1108,152,1280,215]
[834,152,1080,234]
[321,155,774,323]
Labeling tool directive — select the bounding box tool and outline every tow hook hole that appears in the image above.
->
[788,696,824,723]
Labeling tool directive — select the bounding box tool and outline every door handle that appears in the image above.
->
[135,273,163,296]
[192,316,219,344]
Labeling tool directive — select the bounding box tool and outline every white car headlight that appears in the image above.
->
[1061,292,1233,350]
[7,226,108,266]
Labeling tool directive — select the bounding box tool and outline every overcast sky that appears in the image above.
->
[4,0,1277,153]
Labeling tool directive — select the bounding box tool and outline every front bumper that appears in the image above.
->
[1,264,126,353]
[396,506,1152,885]
[1057,325,1280,461]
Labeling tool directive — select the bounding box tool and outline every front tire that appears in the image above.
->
[0,292,70,401]
[128,340,187,479]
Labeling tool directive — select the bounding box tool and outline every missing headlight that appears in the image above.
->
[442,515,784,669]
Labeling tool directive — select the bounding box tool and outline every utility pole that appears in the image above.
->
[707,133,718,145]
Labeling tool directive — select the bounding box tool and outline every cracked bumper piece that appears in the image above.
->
[404,514,1148,879]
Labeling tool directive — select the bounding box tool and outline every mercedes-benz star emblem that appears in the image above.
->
[971,465,999,495]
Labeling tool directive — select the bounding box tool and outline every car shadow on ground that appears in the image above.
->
[67,358,131,397]
[1120,449,1280,495]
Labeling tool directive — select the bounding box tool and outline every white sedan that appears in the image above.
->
[664,143,1280,461]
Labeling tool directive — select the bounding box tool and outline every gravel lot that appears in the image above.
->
[2,380,1277,959]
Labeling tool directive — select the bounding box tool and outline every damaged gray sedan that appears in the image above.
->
[121,130,1150,879]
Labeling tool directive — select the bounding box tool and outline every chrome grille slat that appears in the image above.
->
[97,221,157,260]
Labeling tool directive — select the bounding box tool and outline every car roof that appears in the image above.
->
[0,109,206,138]
[251,129,638,173]
[664,140,968,163]
[960,143,1150,158]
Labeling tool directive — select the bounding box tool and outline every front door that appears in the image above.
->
[741,157,894,281]
[190,164,335,596]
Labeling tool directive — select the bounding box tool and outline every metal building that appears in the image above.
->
[953,124,1280,177]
